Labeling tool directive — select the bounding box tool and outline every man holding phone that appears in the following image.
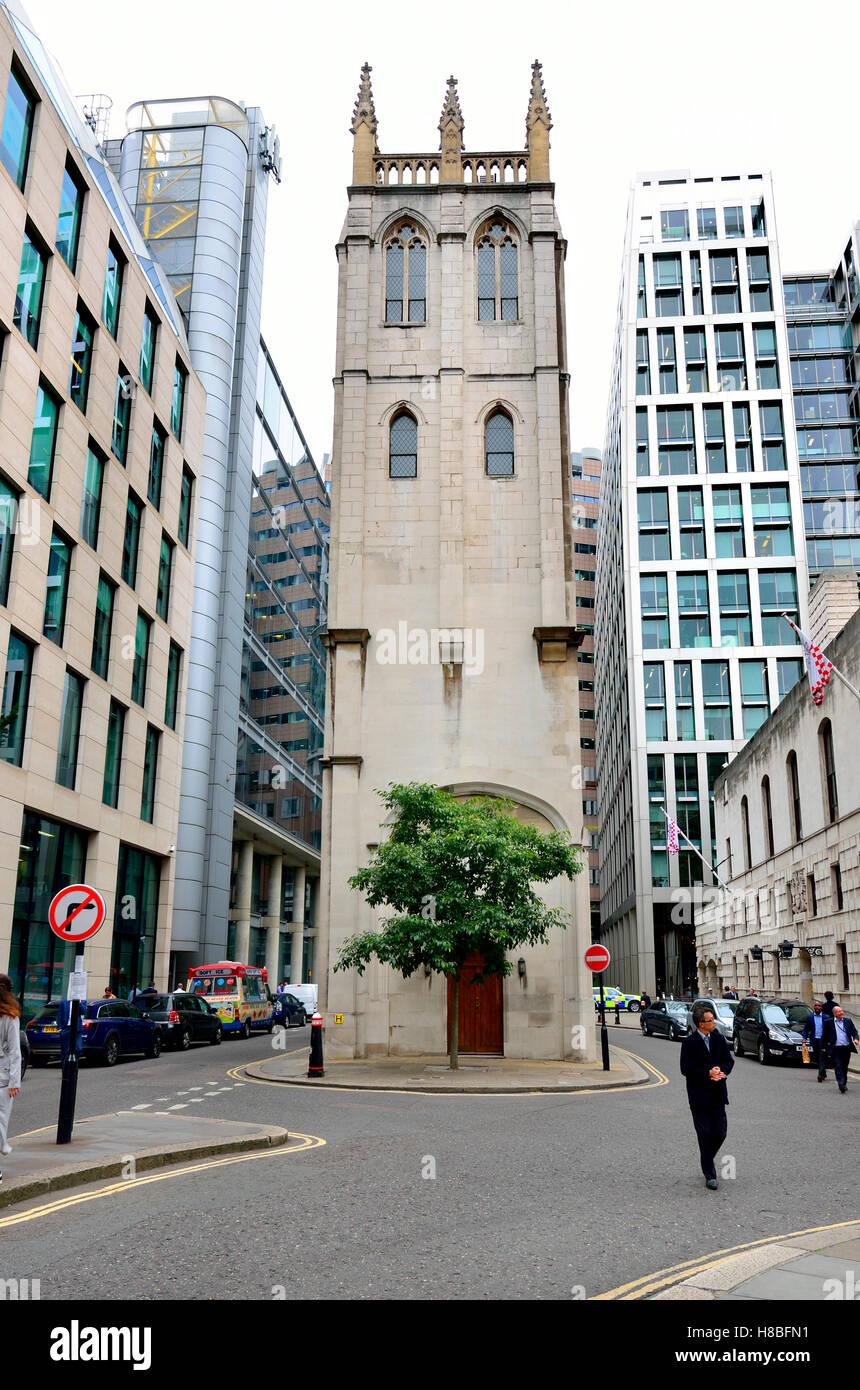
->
[680,1002,735,1190]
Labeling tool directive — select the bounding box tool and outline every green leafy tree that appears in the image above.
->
[334,782,584,1068]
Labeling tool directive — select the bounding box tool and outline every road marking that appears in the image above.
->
[189,1098,207,1103]
[175,1090,190,1096]
[187,1086,203,1091]
[167,1104,188,1110]
[0,1133,326,1230]
[129,1104,151,1110]
[594,1218,860,1300]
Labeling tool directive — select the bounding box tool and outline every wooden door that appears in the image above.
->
[447,952,503,1054]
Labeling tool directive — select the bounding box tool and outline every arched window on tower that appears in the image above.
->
[389,411,418,478]
[485,409,514,476]
[476,220,519,321]
[385,224,427,324]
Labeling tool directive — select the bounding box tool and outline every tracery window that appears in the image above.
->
[389,411,418,477]
[385,224,426,323]
[485,409,514,476]
[477,221,518,321]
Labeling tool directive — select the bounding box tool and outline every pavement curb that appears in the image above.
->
[241,1046,654,1094]
[0,1120,292,1211]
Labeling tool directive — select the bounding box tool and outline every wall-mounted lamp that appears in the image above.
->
[424,964,433,978]
[517,958,526,979]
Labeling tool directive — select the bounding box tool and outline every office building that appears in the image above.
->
[571,447,601,933]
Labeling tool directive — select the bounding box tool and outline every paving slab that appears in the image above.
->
[727,1268,836,1300]
[0,1111,291,1210]
[244,1045,650,1093]
[642,1222,860,1301]
[777,1252,860,1280]
[684,1243,810,1291]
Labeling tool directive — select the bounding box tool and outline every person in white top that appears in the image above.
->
[0,973,23,1177]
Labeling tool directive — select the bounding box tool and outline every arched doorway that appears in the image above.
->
[798,949,814,1006]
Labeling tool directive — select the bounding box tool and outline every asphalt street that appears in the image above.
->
[3,1023,857,1301]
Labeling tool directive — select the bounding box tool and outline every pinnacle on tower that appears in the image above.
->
[526,60,552,181]
[438,75,464,182]
[438,75,464,142]
[350,62,378,183]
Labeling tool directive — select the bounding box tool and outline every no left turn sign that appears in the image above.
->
[48,884,107,943]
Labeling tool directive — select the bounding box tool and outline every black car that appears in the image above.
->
[732,996,807,1065]
[640,999,691,1040]
[19,1024,28,1079]
[272,992,308,1028]
[142,992,223,1050]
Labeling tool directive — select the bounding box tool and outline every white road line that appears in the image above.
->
[153,1097,171,1102]
[167,1103,188,1110]
[175,1090,190,1095]
[187,1086,203,1091]
[130,1103,151,1110]
[189,1098,207,1103]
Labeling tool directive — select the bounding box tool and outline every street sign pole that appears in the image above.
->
[57,949,84,1145]
[584,943,612,1073]
[48,883,106,1147]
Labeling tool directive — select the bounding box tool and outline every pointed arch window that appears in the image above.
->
[385,224,426,324]
[477,220,519,320]
[389,411,418,478]
[485,409,514,476]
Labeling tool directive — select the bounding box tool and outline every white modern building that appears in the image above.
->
[596,171,810,996]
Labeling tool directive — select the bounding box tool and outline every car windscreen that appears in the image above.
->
[189,976,237,996]
[666,1003,687,1015]
[29,1004,61,1023]
[781,1004,810,1025]
[763,1004,790,1026]
[711,1002,736,1019]
[142,995,170,1011]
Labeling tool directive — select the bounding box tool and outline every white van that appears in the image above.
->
[283,983,318,1016]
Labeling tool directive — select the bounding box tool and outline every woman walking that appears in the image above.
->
[0,974,22,1178]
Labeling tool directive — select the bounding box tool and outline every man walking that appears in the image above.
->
[821,990,837,1017]
[680,1002,735,1190]
[802,1000,829,1082]
[824,1006,859,1094]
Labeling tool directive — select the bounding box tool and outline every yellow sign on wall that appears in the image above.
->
[334,1013,344,1024]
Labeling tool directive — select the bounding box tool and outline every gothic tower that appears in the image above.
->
[318,65,593,1059]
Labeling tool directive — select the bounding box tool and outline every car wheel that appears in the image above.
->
[757,1038,770,1065]
[145,1033,161,1059]
[211,1026,222,1045]
[103,1034,120,1067]
[642,1022,651,1036]
[733,1033,744,1057]
[628,1001,640,1014]
[241,1019,251,1040]
[178,1028,192,1052]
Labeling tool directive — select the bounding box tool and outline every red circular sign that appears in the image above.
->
[48,884,107,943]
[584,944,611,973]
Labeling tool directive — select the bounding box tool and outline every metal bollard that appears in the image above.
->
[308,1011,325,1078]
[614,1003,621,1025]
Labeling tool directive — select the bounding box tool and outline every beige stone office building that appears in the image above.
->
[318,64,593,1060]
[696,577,860,1013]
[0,2,204,1015]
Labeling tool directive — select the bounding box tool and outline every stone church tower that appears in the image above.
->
[318,64,593,1060]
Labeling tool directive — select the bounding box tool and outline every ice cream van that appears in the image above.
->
[186,961,275,1038]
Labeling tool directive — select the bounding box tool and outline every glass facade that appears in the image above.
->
[139,304,158,394]
[80,445,104,549]
[70,306,95,412]
[14,228,46,347]
[56,162,85,270]
[27,382,59,498]
[0,630,32,766]
[43,529,71,645]
[109,845,161,998]
[0,65,34,189]
[103,699,125,807]
[0,472,18,605]
[56,668,84,788]
[91,573,115,679]
[102,240,124,336]
[9,812,87,1021]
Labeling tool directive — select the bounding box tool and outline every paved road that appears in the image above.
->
[3,1025,856,1300]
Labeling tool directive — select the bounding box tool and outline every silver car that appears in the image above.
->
[685,996,739,1041]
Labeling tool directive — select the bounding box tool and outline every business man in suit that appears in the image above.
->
[802,1000,829,1081]
[680,1001,735,1189]
[823,1006,859,1093]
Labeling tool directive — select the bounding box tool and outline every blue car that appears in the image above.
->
[273,992,308,1028]
[25,998,162,1066]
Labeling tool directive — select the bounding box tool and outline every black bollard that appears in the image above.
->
[57,996,81,1144]
[308,1011,325,1078]
[614,1003,621,1025]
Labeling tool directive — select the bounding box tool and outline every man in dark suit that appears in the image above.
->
[823,1006,859,1093]
[680,1001,735,1190]
[802,1000,829,1081]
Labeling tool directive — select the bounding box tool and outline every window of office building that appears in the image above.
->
[724,206,744,238]
[28,382,59,500]
[714,326,746,391]
[661,208,689,242]
[139,304,158,395]
[69,305,95,413]
[702,660,732,740]
[718,570,751,646]
[740,661,769,738]
[641,574,669,648]
[165,641,181,729]
[638,490,670,560]
[178,466,194,547]
[674,661,696,739]
[148,422,166,508]
[110,846,160,999]
[653,254,684,316]
[102,238,124,337]
[0,630,33,766]
[697,206,717,239]
[637,257,647,318]
[80,444,104,550]
[43,529,71,645]
[677,571,711,646]
[644,662,667,739]
[709,250,740,313]
[777,658,802,699]
[684,328,708,393]
[56,162,85,271]
[747,249,772,310]
[758,569,797,644]
[733,403,752,472]
[122,492,142,587]
[690,251,703,314]
[56,668,84,789]
[171,359,187,439]
[678,487,706,559]
[14,227,47,348]
[131,611,150,706]
[759,402,786,470]
[156,534,173,621]
[141,724,159,823]
[9,812,87,1016]
[103,699,125,807]
[656,406,695,474]
[636,331,651,395]
[751,201,766,237]
[91,573,115,679]
[751,484,793,557]
[0,473,18,605]
[675,754,702,886]
[0,63,35,189]
[657,328,677,394]
[112,370,131,463]
[704,405,727,472]
[754,325,779,389]
[636,408,650,475]
[649,755,669,887]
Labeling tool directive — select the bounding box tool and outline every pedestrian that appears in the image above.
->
[746,988,757,997]
[679,1001,734,1190]
[102,987,116,999]
[0,974,22,1178]
[802,1000,828,1082]
[824,1006,859,1094]
[173,982,185,993]
[640,990,651,1013]
[821,990,837,1017]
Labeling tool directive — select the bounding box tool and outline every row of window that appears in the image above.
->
[640,568,799,650]
[387,407,516,478]
[385,219,519,324]
[638,248,774,318]
[0,627,183,814]
[644,657,802,744]
[637,324,783,396]
[738,723,839,875]
[635,402,787,476]
[654,202,766,244]
[638,484,794,562]
[647,751,726,888]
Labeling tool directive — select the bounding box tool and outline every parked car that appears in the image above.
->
[684,996,739,1042]
[272,993,308,1028]
[732,996,808,1065]
[640,999,692,1040]
[282,983,318,1017]
[19,1024,28,1080]
[25,999,162,1066]
[608,988,643,1013]
[592,986,625,1012]
[142,992,222,1049]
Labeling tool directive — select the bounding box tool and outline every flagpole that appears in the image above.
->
[781,613,860,706]
[659,806,739,899]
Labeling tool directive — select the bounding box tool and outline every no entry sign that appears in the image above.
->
[584,944,611,973]
[48,884,106,944]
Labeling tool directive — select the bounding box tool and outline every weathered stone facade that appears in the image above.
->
[317,65,593,1060]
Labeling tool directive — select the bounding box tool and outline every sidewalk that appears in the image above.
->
[0,1111,291,1210]
[245,1043,650,1093]
[651,1221,860,1300]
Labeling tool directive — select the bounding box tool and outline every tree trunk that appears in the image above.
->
[450,971,460,1070]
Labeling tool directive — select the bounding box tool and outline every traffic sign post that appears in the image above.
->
[49,885,106,1145]
[584,944,611,1073]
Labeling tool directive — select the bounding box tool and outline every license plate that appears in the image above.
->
[43,1025,59,1033]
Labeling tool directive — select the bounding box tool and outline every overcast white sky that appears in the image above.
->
[22,0,860,463]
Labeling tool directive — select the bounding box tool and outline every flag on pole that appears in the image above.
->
[783,615,833,706]
[666,817,680,855]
